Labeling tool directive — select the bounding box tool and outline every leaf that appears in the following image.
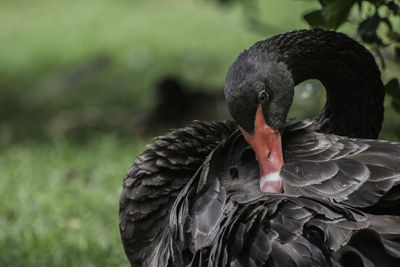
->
[386,78,400,114]
[392,100,400,113]
[387,30,400,42]
[318,0,336,7]
[322,0,355,29]
[396,47,400,60]
[356,13,384,45]
[387,1,400,15]
[357,13,381,37]
[361,33,383,45]
[355,0,363,11]
[304,0,356,29]
[304,10,327,28]
[385,78,400,100]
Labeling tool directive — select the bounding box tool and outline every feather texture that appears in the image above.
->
[119,120,237,265]
[283,125,400,214]
[120,126,400,266]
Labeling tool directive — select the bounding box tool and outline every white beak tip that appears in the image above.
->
[260,172,283,193]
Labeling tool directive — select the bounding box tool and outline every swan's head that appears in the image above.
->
[224,48,294,193]
[224,49,294,134]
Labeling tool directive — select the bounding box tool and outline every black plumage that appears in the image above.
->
[120,29,400,266]
[282,123,400,214]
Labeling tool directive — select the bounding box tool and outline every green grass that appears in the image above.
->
[0,136,148,266]
[0,0,318,142]
[4,0,397,141]
[0,0,315,77]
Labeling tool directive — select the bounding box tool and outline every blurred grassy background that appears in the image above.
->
[1,0,399,266]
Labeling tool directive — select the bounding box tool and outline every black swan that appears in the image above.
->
[119,29,400,266]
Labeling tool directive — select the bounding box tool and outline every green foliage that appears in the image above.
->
[303,0,400,47]
[385,78,400,112]
[302,0,400,59]
[304,0,354,29]
[0,0,263,143]
[0,136,147,266]
[357,12,382,44]
[302,0,400,127]
[0,0,323,144]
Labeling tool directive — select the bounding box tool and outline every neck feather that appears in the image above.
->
[264,29,384,139]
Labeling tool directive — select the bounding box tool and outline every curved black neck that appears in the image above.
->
[267,29,384,139]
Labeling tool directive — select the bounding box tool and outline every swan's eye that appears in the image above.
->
[258,91,269,104]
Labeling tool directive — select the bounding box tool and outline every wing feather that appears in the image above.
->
[282,129,400,212]
[119,120,237,265]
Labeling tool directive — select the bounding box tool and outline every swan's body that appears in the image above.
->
[119,29,400,266]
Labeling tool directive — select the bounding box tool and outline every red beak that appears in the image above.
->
[240,106,284,193]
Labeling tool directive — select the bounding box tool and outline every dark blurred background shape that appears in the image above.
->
[0,0,399,266]
[133,76,227,136]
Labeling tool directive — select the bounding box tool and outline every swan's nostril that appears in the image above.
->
[267,151,272,160]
